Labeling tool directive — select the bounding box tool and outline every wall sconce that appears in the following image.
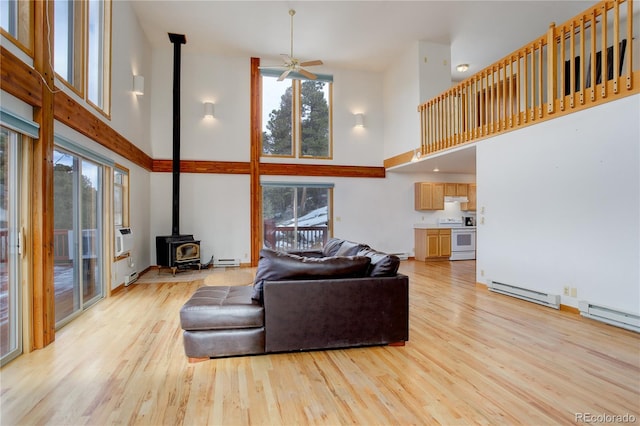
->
[132,75,144,95]
[203,101,215,119]
[411,149,422,162]
[354,113,365,128]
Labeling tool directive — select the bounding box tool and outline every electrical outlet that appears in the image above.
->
[570,287,577,298]
[563,286,570,296]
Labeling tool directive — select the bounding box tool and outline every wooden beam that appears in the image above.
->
[0,46,43,107]
[53,90,154,171]
[261,163,385,178]
[31,0,55,349]
[250,58,262,266]
[152,159,250,174]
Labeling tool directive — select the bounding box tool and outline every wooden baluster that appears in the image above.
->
[559,25,566,111]
[489,67,494,134]
[579,16,585,104]
[626,0,633,89]
[601,3,608,99]
[612,0,620,94]
[516,53,521,126]
[590,10,597,101]
[547,22,556,114]
[537,41,543,118]
[569,23,576,108]
[502,61,507,130]
[530,45,535,122]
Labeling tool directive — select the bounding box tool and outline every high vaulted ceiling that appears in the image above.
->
[130,1,599,174]
[131,1,597,77]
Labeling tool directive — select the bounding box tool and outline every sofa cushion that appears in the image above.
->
[357,247,401,277]
[180,286,264,330]
[335,240,368,256]
[322,238,345,257]
[252,249,371,302]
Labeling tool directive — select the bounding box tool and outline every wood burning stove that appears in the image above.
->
[156,235,201,270]
[155,32,207,274]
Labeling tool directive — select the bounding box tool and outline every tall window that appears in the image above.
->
[54,0,111,114]
[0,0,33,54]
[262,183,333,251]
[262,74,333,158]
[113,165,129,228]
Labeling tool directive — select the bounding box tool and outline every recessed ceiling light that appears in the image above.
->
[433,168,440,172]
[456,64,469,73]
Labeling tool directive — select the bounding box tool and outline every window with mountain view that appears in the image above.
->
[262,75,333,158]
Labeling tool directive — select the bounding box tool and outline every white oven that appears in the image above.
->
[450,228,476,260]
[438,218,476,261]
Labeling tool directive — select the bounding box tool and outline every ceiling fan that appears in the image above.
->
[259,9,323,81]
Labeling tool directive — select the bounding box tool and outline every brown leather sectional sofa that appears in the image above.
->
[179,238,409,361]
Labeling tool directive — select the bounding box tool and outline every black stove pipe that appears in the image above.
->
[168,33,186,236]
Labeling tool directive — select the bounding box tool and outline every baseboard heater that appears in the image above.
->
[578,301,640,333]
[488,280,560,309]
[213,258,240,268]
[125,271,139,286]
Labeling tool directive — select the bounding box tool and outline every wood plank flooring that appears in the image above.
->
[1,261,639,425]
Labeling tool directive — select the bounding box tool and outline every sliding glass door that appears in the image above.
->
[53,149,103,327]
[0,127,22,365]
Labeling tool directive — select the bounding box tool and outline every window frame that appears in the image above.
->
[0,0,33,56]
[113,164,129,230]
[53,0,112,117]
[261,73,333,160]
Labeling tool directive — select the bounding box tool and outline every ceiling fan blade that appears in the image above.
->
[300,60,323,67]
[278,69,292,81]
[298,68,317,80]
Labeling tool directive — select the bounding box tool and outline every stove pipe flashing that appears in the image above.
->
[168,32,186,236]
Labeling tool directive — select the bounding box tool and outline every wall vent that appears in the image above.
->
[488,280,560,309]
[213,258,240,268]
[578,301,640,333]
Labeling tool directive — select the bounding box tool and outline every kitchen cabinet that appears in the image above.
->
[414,183,444,210]
[415,228,451,261]
[444,183,468,197]
[461,184,477,211]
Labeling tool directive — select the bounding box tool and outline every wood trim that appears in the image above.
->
[250,57,262,266]
[261,163,386,178]
[31,0,55,349]
[0,46,43,107]
[560,304,580,315]
[152,159,250,174]
[53,90,154,170]
[383,151,414,169]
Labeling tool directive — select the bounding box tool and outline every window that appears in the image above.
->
[113,165,129,228]
[54,0,84,92]
[262,182,333,251]
[0,0,33,54]
[54,0,111,114]
[262,73,333,158]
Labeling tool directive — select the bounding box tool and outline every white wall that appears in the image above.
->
[477,94,640,313]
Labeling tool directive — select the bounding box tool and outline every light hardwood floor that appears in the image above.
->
[1,261,639,425]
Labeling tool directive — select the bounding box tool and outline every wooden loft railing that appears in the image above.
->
[415,0,638,158]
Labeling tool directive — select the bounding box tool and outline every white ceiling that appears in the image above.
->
[130,0,598,174]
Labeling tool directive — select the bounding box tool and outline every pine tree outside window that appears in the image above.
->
[261,72,333,159]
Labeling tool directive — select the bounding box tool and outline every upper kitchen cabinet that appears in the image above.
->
[444,183,468,197]
[461,184,477,211]
[415,182,445,210]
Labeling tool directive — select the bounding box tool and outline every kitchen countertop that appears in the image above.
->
[414,224,476,229]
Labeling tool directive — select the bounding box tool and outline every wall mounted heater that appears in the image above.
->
[125,271,139,286]
[488,280,560,309]
[578,301,640,333]
[213,258,240,268]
